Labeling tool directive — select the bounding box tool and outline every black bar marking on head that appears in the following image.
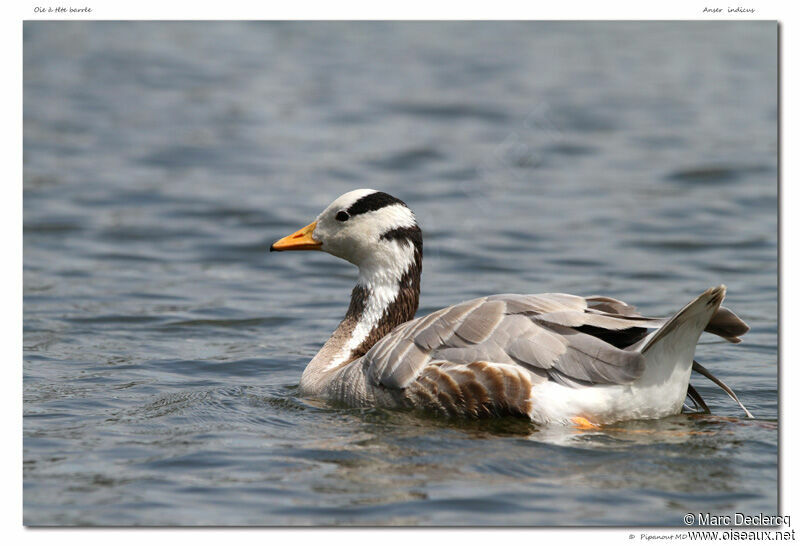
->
[346,191,406,217]
[380,225,423,258]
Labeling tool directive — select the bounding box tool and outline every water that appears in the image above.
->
[23,21,778,526]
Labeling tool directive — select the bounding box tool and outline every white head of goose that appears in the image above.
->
[271,189,752,426]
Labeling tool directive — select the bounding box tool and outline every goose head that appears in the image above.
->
[270,189,423,377]
[270,189,422,283]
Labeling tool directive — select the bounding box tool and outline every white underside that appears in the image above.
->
[527,300,713,426]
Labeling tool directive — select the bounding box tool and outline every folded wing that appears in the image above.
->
[363,293,672,392]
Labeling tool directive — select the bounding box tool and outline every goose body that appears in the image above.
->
[271,189,751,426]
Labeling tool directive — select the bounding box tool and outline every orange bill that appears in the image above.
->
[270,221,322,251]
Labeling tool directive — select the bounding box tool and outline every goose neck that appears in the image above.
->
[299,249,421,395]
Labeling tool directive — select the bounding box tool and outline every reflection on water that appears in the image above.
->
[24,21,777,525]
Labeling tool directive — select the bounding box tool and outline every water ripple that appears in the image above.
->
[23,21,777,526]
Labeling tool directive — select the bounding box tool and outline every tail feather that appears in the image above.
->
[705,306,750,343]
[637,284,753,419]
[692,360,754,418]
[641,285,726,355]
[685,383,711,413]
[625,286,727,417]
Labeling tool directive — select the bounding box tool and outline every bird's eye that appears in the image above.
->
[335,211,349,222]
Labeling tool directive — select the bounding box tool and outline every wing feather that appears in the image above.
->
[585,295,641,315]
[454,300,505,344]
[364,293,652,392]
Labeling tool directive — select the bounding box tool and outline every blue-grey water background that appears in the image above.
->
[23,21,778,526]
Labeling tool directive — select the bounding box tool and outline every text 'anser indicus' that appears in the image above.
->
[271,189,752,426]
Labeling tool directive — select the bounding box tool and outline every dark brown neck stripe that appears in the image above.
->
[347,230,423,360]
[350,262,421,360]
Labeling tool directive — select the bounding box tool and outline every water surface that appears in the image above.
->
[23,21,778,525]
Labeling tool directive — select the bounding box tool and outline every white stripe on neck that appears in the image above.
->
[324,238,416,370]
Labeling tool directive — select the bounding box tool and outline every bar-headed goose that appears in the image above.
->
[271,189,752,426]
